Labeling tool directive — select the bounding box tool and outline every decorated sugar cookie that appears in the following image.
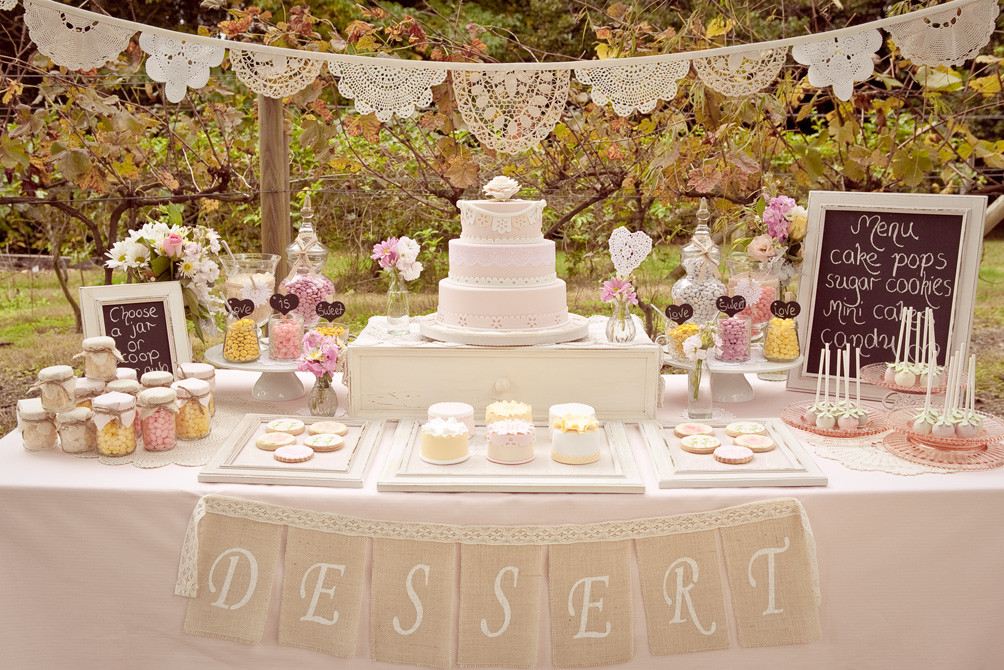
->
[307,421,349,437]
[734,434,775,452]
[266,418,305,435]
[673,422,714,438]
[256,432,296,451]
[713,445,754,465]
[679,434,720,454]
[274,445,315,463]
[304,433,345,452]
[724,422,766,438]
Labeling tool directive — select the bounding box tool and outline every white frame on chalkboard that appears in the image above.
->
[79,281,192,375]
[787,191,986,400]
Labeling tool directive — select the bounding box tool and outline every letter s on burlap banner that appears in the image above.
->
[183,513,282,645]
[278,527,367,657]
[371,538,456,670]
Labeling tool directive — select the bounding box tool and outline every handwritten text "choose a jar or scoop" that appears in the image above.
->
[106,304,165,368]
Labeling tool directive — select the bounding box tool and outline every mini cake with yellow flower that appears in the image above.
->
[550,414,602,465]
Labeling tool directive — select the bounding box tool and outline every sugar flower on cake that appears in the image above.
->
[600,277,639,305]
[483,176,521,201]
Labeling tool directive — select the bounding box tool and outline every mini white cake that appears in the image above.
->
[419,417,470,465]
[486,400,532,424]
[551,414,602,465]
[486,419,535,465]
[548,402,595,437]
[428,402,475,434]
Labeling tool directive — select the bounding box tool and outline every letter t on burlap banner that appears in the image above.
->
[278,527,367,657]
[370,538,456,669]
[720,513,822,647]
[548,540,633,668]
[457,544,543,669]
[635,530,731,655]
[183,513,282,645]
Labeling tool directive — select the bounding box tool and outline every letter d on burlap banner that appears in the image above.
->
[549,540,633,668]
[183,513,282,645]
[721,513,822,647]
[370,538,456,669]
[278,527,367,657]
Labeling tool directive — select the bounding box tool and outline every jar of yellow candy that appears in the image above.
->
[178,363,216,416]
[172,378,212,440]
[762,317,800,362]
[667,322,699,361]
[92,391,138,457]
[223,315,260,363]
[74,376,105,410]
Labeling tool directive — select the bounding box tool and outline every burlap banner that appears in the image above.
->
[176,495,821,667]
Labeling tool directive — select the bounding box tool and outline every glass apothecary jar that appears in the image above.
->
[35,365,77,413]
[92,391,137,457]
[671,198,725,324]
[222,253,280,330]
[172,379,212,440]
[268,313,304,361]
[73,336,123,382]
[56,406,96,454]
[726,253,779,335]
[279,195,334,327]
[138,387,178,451]
[18,398,57,452]
[223,314,261,363]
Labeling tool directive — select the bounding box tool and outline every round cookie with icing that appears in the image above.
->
[266,418,305,435]
[256,432,296,451]
[274,445,314,463]
[713,444,754,464]
[734,434,775,452]
[307,421,349,437]
[680,434,721,454]
[674,422,714,438]
[724,421,767,438]
[304,433,345,452]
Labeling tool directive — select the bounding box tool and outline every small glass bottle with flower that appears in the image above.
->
[298,328,347,416]
[681,323,717,419]
[371,236,424,336]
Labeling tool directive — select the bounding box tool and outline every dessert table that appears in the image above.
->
[2,370,1003,669]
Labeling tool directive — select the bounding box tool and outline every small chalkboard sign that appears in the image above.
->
[789,192,985,399]
[79,282,191,377]
[316,301,346,322]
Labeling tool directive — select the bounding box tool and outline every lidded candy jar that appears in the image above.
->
[92,391,138,457]
[726,253,779,336]
[140,370,175,391]
[671,198,726,324]
[138,387,178,451]
[178,363,215,416]
[17,398,57,452]
[279,196,335,327]
[223,312,261,363]
[268,313,304,361]
[106,378,141,397]
[172,378,212,440]
[34,365,77,413]
[115,368,138,382]
[73,336,123,382]
[56,406,97,454]
[74,376,106,409]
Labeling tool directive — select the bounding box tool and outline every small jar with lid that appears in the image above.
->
[115,367,138,382]
[268,313,304,361]
[140,370,175,391]
[106,378,141,397]
[670,198,726,324]
[279,195,335,327]
[223,314,261,363]
[172,379,212,440]
[763,317,800,362]
[34,365,77,413]
[74,377,106,410]
[18,398,57,451]
[178,363,216,416]
[73,336,124,381]
[726,253,779,336]
[56,406,97,454]
[138,387,178,451]
[92,391,138,457]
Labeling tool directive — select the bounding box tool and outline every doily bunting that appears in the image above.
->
[887,0,1000,66]
[693,47,789,97]
[139,33,225,103]
[335,60,448,122]
[792,29,884,101]
[576,61,690,115]
[23,0,135,72]
[230,49,324,100]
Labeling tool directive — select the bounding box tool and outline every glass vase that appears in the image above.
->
[308,376,338,417]
[605,298,636,343]
[386,270,410,336]
[687,357,713,420]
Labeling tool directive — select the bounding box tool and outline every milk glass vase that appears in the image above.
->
[386,269,410,336]
[687,357,713,419]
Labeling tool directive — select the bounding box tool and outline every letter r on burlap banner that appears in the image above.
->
[278,527,367,657]
[548,540,633,668]
[635,530,731,655]
[183,513,282,645]
[458,544,543,669]
[720,513,822,647]
[370,538,456,670]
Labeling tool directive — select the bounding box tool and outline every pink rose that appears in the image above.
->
[161,233,184,258]
[747,234,777,262]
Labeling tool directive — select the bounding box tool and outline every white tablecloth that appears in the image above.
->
[2,370,1003,669]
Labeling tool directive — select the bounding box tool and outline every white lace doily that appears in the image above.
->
[230,48,322,99]
[335,60,447,122]
[453,69,570,154]
[576,61,690,115]
[139,32,225,103]
[677,407,736,420]
[70,396,282,468]
[887,0,999,66]
[694,47,788,97]
[608,226,653,277]
[24,0,135,71]
[804,430,954,476]
[791,29,882,101]
[0,0,17,11]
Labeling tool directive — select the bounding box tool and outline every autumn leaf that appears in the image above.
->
[593,26,612,40]
[445,156,480,189]
[969,74,1001,96]
[201,198,220,213]
[891,147,933,188]
[112,153,141,181]
[606,3,628,21]
[157,170,180,191]
[606,143,624,160]
[686,164,721,192]
[705,17,735,39]
[2,80,23,104]
[346,20,374,44]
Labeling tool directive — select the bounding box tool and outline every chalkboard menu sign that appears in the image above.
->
[79,282,192,377]
[789,192,985,399]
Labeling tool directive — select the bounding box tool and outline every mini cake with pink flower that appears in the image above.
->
[486,419,536,464]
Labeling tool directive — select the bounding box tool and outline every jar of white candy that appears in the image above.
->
[279,195,334,327]
[56,406,97,454]
[92,391,137,457]
[671,198,725,324]
[34,365,77,413]
[73,336,123,382]
[18,398,57,451]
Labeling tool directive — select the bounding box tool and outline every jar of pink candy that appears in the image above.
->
[717,315,751,362]
[137,387,178,451]
[280,195,334,327]
[268,313,304,360]
[726,254,778,335]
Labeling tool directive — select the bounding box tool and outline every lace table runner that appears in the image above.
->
[802,429,954,476]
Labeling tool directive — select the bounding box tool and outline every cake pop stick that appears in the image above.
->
[913,342,938,433]
[913,309,921,367]
[816,347,836,429]
[855,348,868,425]
[958,355,983,438]
[837,346,857,429]
[894,313,917,386]
[894,306,907,363]
[805,347,826,424]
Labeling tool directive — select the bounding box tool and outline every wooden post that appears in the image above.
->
[259,94,291,278]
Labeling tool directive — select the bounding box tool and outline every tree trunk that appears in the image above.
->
[986,196,1002,236]
[49,231,82,333]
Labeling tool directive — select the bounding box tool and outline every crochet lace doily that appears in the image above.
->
[608,226,653,277]
[453,69,570,154]
[887,0,999,66]
[230,48,323,99]
[139,32,225,103]
[791,29,883,101]
[0,0,16,11]
[693,47,788,97]
[24,0,135,71]
[335,60,447,122]
[576,61,690,115]
[70,396,283,468]
[804,430,954,476]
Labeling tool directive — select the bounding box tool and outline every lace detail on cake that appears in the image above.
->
[459,200,545,240]
[887,0,998,67]
[693,47,788,97]
[450,243,553,268]
[576,61,690,115]
[791,29,882,101]
[24,0,135,71]
[335,60,447,122]
[230,47,323,99]
[438,309,566,330]
[139,32,225,103]
[448,273,557,287]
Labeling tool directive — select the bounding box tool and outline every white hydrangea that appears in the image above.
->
[398,260,423,281]
[397,236,420,264]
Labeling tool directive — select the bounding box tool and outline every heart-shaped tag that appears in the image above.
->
[716,295,747,318]
[315,301,346,322]
[608,226,654,277]
[226,298,255,319]
[770,300,801,319]
[269,293,300,316]
[665,303,694,325]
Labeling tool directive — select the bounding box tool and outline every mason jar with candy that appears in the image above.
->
[106,378,141,397]
[34,365,77,413]
[140,370,175,391]
[268,313,304,361]
[717,315,752,362]
[178,363,216,416]
[115,368,138,382]
[74,376,105,409]
[92,391,138,457]
[223,313,261,363]
[138,387,178,451]
[56,406,97,454]
[172,378,212,440]
[18,398,57,452]
[73,336,124,382]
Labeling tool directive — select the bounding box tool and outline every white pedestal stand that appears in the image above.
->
[205,343,307,401]
[663,346,803,403]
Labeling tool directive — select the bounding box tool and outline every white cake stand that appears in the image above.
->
[204,343,307,401]
[419,313,590,347]
[662,345,803,403]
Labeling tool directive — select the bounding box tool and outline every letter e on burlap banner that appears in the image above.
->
[635,530,730,654]
[183,513,282,645]
[720,514,821,647]
[278,527,367,657]
[549,540,632,667]
[458,544,543,668]
[370,538,456,669]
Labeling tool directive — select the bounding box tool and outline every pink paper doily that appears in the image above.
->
[886,408,1004,449]
[883,431,1004,471]
[781,401,887,438]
